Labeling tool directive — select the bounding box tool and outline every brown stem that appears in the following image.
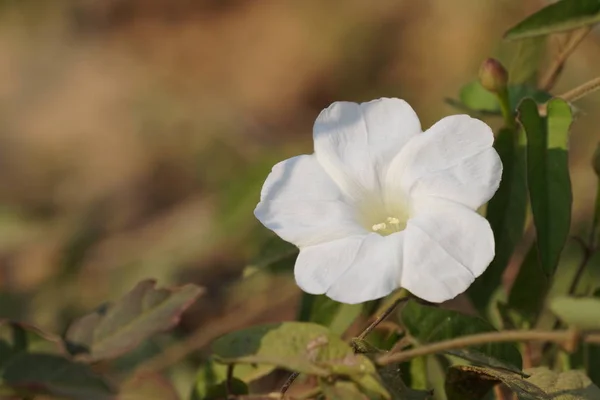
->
[357,296,410,341]
[539,27,592,91]
[377,330,600,365]
[558,76,600,103]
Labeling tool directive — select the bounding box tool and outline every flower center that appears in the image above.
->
[357,197,410,237]
[371,216,407,236]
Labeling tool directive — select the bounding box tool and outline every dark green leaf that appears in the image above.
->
[519,98,573,276]
[506,243,551,327]
[400,301,522,369]
[550,297,600,330]
[2,353,114,400]
[469,128,528,314]
[445,365,549,400]
[0,321,64,371]
[350,339,432,400]
[247,235,298,273]
[525,367,600,399]
[505,0,600,40]
[66,279,203,362]
[192,359,273,399]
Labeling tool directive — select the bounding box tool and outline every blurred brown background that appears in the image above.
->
[0,0,599,392]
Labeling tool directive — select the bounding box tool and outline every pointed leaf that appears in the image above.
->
[505,0,600,40]
[525,367,600,399]
[2,353,114,400]
[550,296,600,330]
[469,127,528,314]
[506,242,551,327]
[519,98,573,276]
[66,279,203,362]
[445,365,549,400]
[400,300,522,369]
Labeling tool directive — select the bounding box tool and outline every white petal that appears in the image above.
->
[294,235,365,295]
[386,115,501,210]
[401,197,495,303]
[314,98,422,200]
[326,232,404,304]
[255,155,365,247]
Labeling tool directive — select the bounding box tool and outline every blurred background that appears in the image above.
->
[0,0,599,395]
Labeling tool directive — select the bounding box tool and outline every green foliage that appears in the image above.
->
[469,127,528,314]
[65,279,203,362]
[0,281,201,400]
[2,353,114,400]
[505,243,551,328]
[550,297,600,330]
[505,0,600,40]
[519,98,573,276]
[400,301,522,369]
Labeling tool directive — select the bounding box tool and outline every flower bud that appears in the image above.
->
[479,58,508,94]
[593,142,600,178]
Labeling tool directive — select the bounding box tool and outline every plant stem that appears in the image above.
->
[496,87,515,130]
[377,330,600,365]
[357,296,410,341]
[279,372,300,399]
[539,26,592,91]
[558,76,600,103]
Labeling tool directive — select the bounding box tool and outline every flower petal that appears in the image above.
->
[255,155,365,247]
[326,232,404,304]
[314,98,422,200]
[386,115,501,210]
[401,196,495,303]
[294,235,365,295]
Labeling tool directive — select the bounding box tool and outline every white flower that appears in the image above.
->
[254,98,502,304]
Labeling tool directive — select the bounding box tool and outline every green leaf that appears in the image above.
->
[499,36,546,85]
[119,372,180,400]
[400,300,522,369]
[505,0,600,40]
[469,127,528,315]
[298,294,364,336]
[320,380,369,400]
[0,321,64,371]
[525,367,600,399]
[550,297,600,330]
[506,243,551,327]
[459,81,499,112]
[447,83,551,117]
[211,322,389,398]
[519,98,573,276]
[65,279,203,362]
[245,235,298,276]
[2,353,114,400]
[445,365,549,400]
